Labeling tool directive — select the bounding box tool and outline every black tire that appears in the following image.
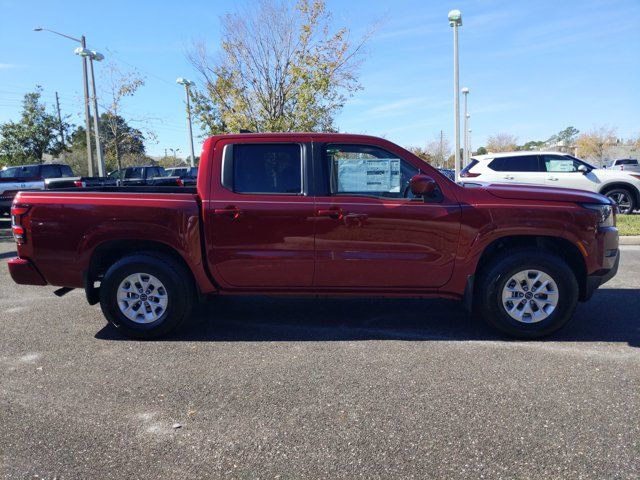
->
[99,252,195,339]
[603,187,636,214]
[475,248,579,339]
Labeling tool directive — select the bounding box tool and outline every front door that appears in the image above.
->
[540,154,598,191]
[313,142,461,289]
[205,139,315,288]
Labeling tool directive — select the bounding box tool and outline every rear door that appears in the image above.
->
[205,138,315,288]
[313,142,460,289]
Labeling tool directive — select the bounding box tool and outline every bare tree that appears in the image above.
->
[576,126,617,165]
[425,133,451,168]
[486,133,518,153]
[187,0,373,134]
[100,63,149,172]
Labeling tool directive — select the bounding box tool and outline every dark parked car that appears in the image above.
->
[108,166,185,186]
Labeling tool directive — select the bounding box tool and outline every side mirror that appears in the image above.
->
[410,174,438,197]
[577,164,589,174]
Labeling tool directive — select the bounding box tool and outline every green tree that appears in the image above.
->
[475,146,488,155]
[520,140,545,151]
[187,0,371,135]
[0,87,69,165]
[548,126,580,147]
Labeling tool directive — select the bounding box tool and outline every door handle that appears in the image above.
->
[548,177,559,181]
[316,208,343,220]
[213,206,242,219]
[503,175,514,180]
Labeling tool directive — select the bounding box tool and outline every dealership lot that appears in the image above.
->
[0,219,639,479]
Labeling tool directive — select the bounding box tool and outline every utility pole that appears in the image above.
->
[33,28,99,176]
[176,78,196,167]
[54,92,65,148]
[439,130,444,168]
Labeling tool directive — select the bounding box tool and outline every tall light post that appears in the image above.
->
[34,27,94,175]
[169,148,180,167]
[176,78,196,167]
[448,10,462,180]
[462,87,469,165]
[76,47,106,177]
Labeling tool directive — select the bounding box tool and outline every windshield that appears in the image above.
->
[0,165,39,178]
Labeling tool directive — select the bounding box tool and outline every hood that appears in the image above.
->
[481,183,610,204]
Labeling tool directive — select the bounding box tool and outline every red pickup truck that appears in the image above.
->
[8,133,619,339]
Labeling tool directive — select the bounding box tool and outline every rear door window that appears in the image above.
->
[489,155,540,172]
[231,143,303,194]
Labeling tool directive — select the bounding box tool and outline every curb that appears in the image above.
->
[619,236,640,245]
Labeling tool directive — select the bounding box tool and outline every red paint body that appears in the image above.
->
[8,133,619,302]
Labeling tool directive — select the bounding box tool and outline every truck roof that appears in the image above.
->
[206,132,390,143]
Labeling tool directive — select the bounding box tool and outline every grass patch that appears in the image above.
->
[617,214,640,236]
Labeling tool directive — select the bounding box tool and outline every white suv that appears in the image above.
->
[460,151,640,214]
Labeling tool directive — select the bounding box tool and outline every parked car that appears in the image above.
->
[460,151,640,214]
[8,133,619,340]
[108,166,185,186]
[164,166,198,186]
[608,158,640,173]
[1,163,73,214]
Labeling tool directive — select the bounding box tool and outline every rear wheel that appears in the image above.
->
[604,187,635,214]
[475,249,579,338]
[99,253,195,339]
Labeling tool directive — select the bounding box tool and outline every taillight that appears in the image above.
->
[74,180,86,188]
[176,178,184,187]
[460,171,481,178]
[11,204,30,245]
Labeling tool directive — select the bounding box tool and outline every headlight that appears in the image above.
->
[582,203,615,227]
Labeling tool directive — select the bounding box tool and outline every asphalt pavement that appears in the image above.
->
[1,216,639,479]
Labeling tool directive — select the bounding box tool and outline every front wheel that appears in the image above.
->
[604,188,636,214]
[99,253,195,339]
[475,249,579,339]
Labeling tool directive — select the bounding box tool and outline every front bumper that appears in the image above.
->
[7,257,47,286]
[582,226,620,300]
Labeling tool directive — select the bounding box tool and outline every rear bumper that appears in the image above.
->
[7,257,47,286]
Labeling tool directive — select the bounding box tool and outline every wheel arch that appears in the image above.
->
[84,239,201,305]
[469,235,588,305]
[599,182,640,206]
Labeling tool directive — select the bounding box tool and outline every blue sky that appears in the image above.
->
[1,0,638,157]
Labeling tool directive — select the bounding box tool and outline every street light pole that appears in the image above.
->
[448,10,462,181]
[176,78,196,167]
[462,87,469,165]
[34,28,94,176]
[87,51,105,176]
